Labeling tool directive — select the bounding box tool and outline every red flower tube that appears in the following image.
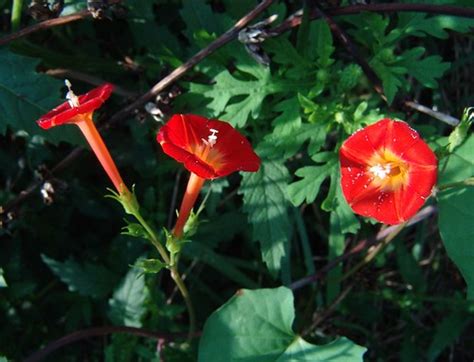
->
[157,114,260,237]
[339,118,437,225]
[36,81,128,195]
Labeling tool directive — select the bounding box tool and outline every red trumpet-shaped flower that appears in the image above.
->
[157,114,260,237]
[339,119,437,225]
[36,81,128,195]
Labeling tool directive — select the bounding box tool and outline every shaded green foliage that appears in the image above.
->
[1,0,474,361]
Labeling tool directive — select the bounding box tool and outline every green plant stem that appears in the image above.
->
[131,210,196,340]
[438,177,474,191]
[132,211,170,264]
[11,0,23,31]
[170,266,196,340]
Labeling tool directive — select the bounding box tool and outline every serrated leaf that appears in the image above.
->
[260,98,325,159]
[371,58,405,104]
[190,62,311,127]
[108,265,147,327]
[403,55,450,88]
[287,159,336,207]
[240,160,291,277]
[198,287,367,362]
[0,49,79,144]
[41,254,119,298]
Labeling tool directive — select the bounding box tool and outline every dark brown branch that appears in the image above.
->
[273,3,474,35]
[24,325,198,362]
[289,205,437,291]
[0,10,91,46]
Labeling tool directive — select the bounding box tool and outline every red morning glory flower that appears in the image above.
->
[36,81,128,195]
[339,118,437,225]
[157,114,261,237]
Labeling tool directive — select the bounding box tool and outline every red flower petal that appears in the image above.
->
[37,83,114,129]
[340,118,437,225]
[157,114,260,179]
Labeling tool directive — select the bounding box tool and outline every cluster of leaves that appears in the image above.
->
[1,0,474,361]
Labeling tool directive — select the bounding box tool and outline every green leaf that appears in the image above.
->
[287,159,336,207]
[108,264,147,327]
[439,187,474,299]
[41,254,119,298]
[240,160,291,277]
[439,134,474,184]
[198,287,367,362]
[0,357,7,362]
[260,98,326,160]
[402,54,450,88]
[0,49,79,144]
[0,268,6,288]
[438,134,474,299]
[133,258,166,275]
[313,20,335,68]
[190,61,311,127]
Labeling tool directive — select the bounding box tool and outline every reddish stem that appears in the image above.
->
[76,113,127,194]
[173,172,206,238]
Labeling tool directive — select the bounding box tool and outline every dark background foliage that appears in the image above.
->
[1,0,474,361]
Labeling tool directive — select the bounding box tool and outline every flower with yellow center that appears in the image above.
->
[339,119,437,225]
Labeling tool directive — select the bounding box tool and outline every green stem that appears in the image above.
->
[11,0,23,31]
[132,211,170,265]
[170,266,196,340]
[131,209,196,340]
[438,177,474,191]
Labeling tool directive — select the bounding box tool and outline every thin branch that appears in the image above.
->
[404,101,460,126]
[0,10,91,46]
[289,205,437,291]
[272,3,474,35]
[24,325,198,362]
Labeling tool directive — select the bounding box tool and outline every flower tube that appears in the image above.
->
[36,81,128,195]
[339,118,437,225]
[157,114,260,237]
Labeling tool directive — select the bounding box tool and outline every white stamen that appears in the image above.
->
[369,164,391,179]
[207,128,219,147]
[65,79,80,108]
